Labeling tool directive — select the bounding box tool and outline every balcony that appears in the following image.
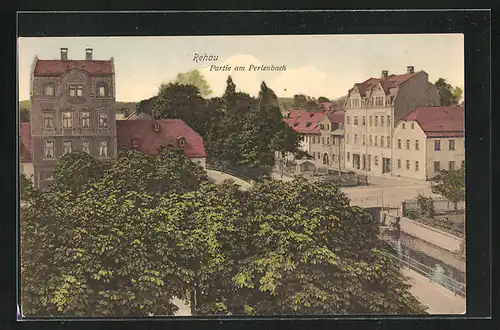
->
[67,96,87,105]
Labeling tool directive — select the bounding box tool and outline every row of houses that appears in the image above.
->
[283,67,464,180]
[20,48,206,190]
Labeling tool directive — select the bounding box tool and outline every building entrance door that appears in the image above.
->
[382,157,391,174]
[353,154,360,170]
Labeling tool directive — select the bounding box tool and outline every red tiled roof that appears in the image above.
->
[354,73,416,96]
[401,105,464,138]
[284,109,345,134]
[34,60,113,76]
[20,122,32,163]
[326,109,345,123]
[286,108,306,119]
[116,119,206,158]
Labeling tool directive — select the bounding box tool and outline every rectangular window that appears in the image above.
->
[346,134,350,144]
[332,154,336,162]
[362,135,366,146]
[98,114,109,129]
[380,116,384,126]
[415,161,420,171]
[381,136,384,147]
[406,160,410,170]
[62,111,73,128]
[43,114,53,129]
[434,140,441,151]
[369,116,373,126]
[387,116,391,127]
[461,160,465,168]
[322,137,325,145]
[374,156,379,165]
[69,85,76,97]
[99,140,108,157]
[353,98,359,107]
[374,135,378,146]
[449,161,455,170]
[449,140,455,150]
[326,137,330,145]
[63,141,72,155]
[332,137,336,145]
[44,141,54,158]
[397,159,401,168]
[362,116,366,126]
[82,140,90,154]
[415,140,420,150]
[317,152,321,160]
[434,161,441,173]
[347,116,351,124]
[44,84,55,96]
[354,116,358,125]
[354,134,358,145]
[387,136,391,148]
[375,116,378,127]
[347,152,350,161]
[369,135,373,146]
[76,85,83,97]
[99,86,107,97]
[402,123,406,129]
[375,96,384,106]
[411,123,415,129]
[406,139,410,150]
[81,112,90,128]
[398,139,402,149]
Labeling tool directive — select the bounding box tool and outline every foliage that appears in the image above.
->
[51,152,106,194]
[20,108,30,122]
[435,78,463,106]
[175,69,212,96]
[21,146,210,317]
[431,167,465,210]
[20,173,35,201]
[292,94,322,111]
[318,96,330,102]
[415,194,436,218]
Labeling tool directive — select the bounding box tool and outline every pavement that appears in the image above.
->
[206,169,252,190]
[403,268,466,315]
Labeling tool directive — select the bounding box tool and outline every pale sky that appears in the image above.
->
[18,34,464,102]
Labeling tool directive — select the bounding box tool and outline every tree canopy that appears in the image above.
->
[20,108,30,122]
[435,78,463,106]
[21,149,427,316]
[174,69,212,96]
[431,166,465,210]
[292,94,322,111]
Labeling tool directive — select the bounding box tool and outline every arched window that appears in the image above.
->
[44,83,55,96]
[97,82,109,97]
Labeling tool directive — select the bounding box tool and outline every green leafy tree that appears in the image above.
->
[20,173,35,201]
[174,69,212,97]
[431,167,465,211]
[318,96,330,102]
[51,151,106,194]
[152,83,210,137]
[292,94,322,111]
[200,178,428,315]
[435,78,463,106]
[20,108,30,122]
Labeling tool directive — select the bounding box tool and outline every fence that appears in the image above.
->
[206,163,257,184]
[404,198,465,214]
[381,249,466,297]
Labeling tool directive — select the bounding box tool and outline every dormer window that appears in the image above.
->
[305,122,312,127]
[177,137,185,147]
[154,122,160,132]
[132,138,140,148]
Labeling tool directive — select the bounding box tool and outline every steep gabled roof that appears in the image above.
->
[326,109,345,123]
[116,119,206,158]
[352,72,417,96]
[34,60,113,76]
[401,105,464,138]
[19,122,32,163]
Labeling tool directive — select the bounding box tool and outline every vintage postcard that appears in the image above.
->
[18,34,465,317]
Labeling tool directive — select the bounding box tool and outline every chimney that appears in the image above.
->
[60,48,68,60]
[381,70,388,78]
[85,48,93,60]
[407,65,415,74]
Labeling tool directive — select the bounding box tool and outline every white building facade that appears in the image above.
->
[343,67,441,177]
